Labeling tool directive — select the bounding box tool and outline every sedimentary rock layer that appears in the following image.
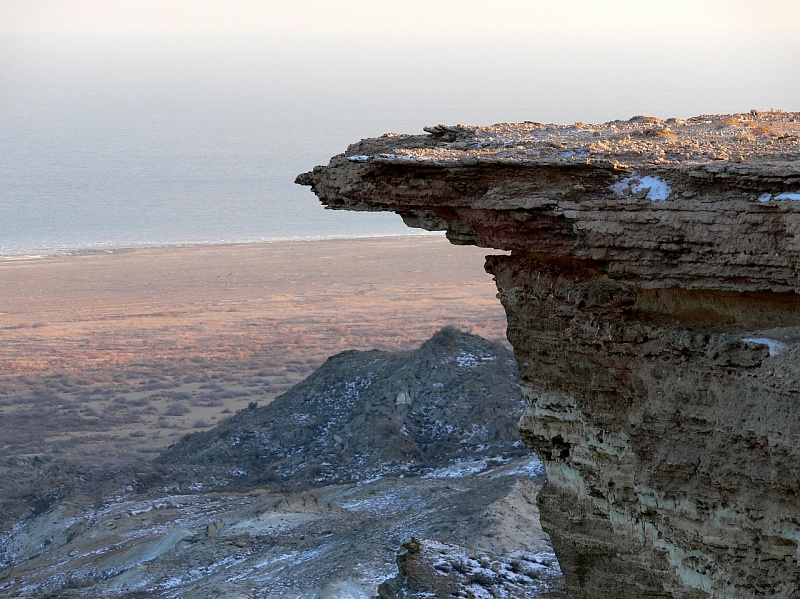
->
[297,112,800,599]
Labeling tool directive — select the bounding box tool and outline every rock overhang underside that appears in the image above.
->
[297,111,800,292]
[298,111,800,599]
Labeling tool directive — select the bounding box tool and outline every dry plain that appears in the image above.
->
[0,235,507,470]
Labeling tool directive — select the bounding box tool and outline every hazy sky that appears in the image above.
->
[2,1,798,145]
[2,0,799,35]
[1,1,799,251]
[2,1,797,131]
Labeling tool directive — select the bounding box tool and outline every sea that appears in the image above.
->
[1,31,796,257]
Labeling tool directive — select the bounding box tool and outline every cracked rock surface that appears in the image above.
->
[298,112,800,599]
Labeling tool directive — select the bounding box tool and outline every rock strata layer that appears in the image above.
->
[297,112,800,599]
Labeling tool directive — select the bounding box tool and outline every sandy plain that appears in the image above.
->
[0,235,507,470]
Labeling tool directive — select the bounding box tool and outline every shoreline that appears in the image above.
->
[0,231,445,262]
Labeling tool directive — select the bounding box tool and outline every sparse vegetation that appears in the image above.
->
[164,402,191,416]
[746,122,776,137]
[0,239,506,470]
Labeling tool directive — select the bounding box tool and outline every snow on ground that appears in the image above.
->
[423,460,488,479]
[485,456,545,479]
[454,350,498,368]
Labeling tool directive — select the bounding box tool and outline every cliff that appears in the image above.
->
[297,111,800,599]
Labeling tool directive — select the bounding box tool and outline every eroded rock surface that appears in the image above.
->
[0,330,551,598]
[298,112,800,599]
[0,463,549,599]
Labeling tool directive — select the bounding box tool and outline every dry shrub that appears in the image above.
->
[644,127,677,140]
[65,577,96,589]
[164,402,190,416]
[629,115,663,125]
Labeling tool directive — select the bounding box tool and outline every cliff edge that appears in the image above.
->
[298,111,800,599]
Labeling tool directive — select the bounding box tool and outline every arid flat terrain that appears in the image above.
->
[0,236,507,470]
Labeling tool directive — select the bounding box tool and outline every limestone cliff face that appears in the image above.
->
[297,112,800,599]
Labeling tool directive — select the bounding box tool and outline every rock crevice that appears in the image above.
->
[298,112,800,599]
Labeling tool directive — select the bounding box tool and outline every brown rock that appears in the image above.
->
[299,112,800,599]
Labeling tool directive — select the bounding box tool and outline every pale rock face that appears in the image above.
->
[298,112,800,599]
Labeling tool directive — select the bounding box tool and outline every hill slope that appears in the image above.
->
[157,327,526,488]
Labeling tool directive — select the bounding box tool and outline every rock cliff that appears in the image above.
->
[297,112,800,599]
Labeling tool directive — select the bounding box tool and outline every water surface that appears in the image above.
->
[1,31,796,255]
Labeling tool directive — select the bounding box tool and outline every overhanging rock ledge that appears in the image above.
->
[297,112,800,599]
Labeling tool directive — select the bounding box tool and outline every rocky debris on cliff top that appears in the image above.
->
[157,327,527,489]
[297,111,800,292]
[296,111,800,170]
[375,537,562,599]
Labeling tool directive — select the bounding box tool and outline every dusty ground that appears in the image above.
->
[0,235,507,470]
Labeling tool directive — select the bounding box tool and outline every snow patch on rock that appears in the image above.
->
[775,192,800,201]
[611,175,672,201]
[742,337,786,356]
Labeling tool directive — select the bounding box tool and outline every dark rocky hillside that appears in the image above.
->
[157,327,527,489]
[0,329,558,598]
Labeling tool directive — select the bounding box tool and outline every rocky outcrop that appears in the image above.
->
[157,328,527,489]
[297,112,800,598]
[375,537,561,598]
[0,331,553,598]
